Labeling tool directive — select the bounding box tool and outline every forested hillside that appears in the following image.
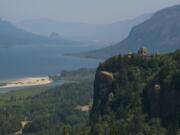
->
[0,69,95,135]
[0,50,180,135]
[90,50,180,135]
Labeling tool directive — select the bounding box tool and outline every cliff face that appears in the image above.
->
[90,50,180,135]
[143,53,180,129]
[91,69,114,122]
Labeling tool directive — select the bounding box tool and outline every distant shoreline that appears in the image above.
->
[0,77,52,88]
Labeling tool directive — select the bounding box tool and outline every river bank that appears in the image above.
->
[0,77,52,89]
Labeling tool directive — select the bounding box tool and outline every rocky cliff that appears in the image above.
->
[90,50,180,135]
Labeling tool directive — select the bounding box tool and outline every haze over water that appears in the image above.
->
[0,44,101,81]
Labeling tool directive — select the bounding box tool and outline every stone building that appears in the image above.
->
[138,47,149,56]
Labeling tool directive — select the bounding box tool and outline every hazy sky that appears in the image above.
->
[0,0,180,24]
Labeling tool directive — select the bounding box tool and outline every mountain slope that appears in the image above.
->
[17,14,151,43]
[0,19,78,46]
[83,5,180,59]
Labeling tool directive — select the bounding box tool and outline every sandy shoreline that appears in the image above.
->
[0,77,52,88]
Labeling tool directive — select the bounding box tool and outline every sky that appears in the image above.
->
[0,0,180,24]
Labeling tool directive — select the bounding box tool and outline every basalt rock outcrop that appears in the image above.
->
[90,50,180,134]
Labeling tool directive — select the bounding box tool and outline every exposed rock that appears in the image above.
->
[99,71,114,80]
[154,84,161,93]
[75,105,92,112]
[90,50,180,133]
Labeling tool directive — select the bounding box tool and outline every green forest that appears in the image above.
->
[0,69,95,135]
[0,50,180,135]
[90,50,180,135]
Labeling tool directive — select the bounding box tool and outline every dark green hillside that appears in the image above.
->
[0,69,95,135]
[81,5,180,59]
[90,50,180,135]
[0,51,179,135]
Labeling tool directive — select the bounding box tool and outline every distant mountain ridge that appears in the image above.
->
[17,14,152,43]
[80,5,180,59]
[0,19,79,47]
